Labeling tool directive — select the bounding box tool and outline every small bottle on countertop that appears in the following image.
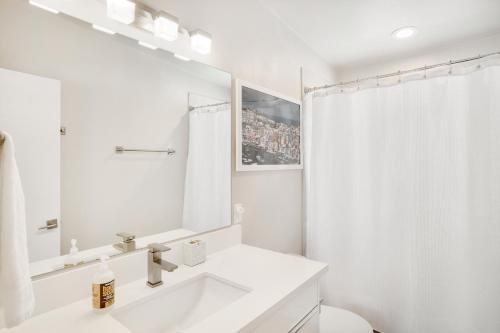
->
[64,239,83,267]
[92,255,115,311]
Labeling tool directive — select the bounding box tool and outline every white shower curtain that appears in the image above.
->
[305,64,500,333]
[182,104,231,233]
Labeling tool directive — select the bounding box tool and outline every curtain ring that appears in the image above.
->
[477,54,482,69]
[448,60,453,75]
[356,79,360,91]
[398,70,402,83]
[340,82,344,93]
[376,75,380,87]
[423,65,427,79]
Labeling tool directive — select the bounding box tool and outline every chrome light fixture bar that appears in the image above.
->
[32,0,215,55]
[104,0,214,55]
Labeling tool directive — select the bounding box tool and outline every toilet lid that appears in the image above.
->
[320,305,373,333]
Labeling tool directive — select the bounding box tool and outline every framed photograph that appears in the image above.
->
[236,80,302,171]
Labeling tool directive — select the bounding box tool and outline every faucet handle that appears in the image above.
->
[148,243,171,253]
[117,232,135,242]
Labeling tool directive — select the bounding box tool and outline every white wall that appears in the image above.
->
[0,0,231,252]
[1,0,335,256]
[141,0,336,254]
[336,32,500,82]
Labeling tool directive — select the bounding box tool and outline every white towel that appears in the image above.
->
[0,131,34,328]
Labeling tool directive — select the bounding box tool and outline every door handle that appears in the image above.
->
[38,219,58,231]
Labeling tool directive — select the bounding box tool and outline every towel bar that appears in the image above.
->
[115,146,176,155]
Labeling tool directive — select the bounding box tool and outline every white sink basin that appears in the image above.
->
[111,273,251,333]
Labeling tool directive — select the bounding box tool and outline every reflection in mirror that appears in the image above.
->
[184,94,231,233]
[0,0,231,277]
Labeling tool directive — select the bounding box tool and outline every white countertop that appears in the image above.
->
[4,244,327,333]
[30,229,197,276]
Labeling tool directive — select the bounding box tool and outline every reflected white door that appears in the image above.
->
[0,68,60,262]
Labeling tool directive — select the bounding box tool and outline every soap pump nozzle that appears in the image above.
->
[98,255,110,270]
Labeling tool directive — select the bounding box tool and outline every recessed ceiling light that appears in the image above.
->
[29,1,59,14]
[190,30,212,55]
[138,41,158,50]
[154,11,179,42]
[174,54,190,61]
[392,26,418,40]
[106,0,136,25]
[92,24,116,35]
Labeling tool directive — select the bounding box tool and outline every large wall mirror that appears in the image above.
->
[0,0,232,276]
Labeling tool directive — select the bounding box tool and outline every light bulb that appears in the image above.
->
[154,12,179,42]
[107,0,136,25]
[392,26,418,40]
[190,30,212,55]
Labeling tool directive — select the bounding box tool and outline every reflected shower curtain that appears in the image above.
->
[304,66,500,333]
[182,104,231,233]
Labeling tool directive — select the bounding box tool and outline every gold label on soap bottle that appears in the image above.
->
[92,280,115,309]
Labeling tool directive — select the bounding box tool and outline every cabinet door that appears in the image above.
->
[249,281,319,333]
[0,68,61,262]
[295,312,319,333]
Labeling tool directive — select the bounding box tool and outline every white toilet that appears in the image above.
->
[285,254,373,332]
[320,305,373,333]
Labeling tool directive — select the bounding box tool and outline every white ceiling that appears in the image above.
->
[261,0,500,68]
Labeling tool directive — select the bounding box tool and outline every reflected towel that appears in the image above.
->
[0,131,34,327]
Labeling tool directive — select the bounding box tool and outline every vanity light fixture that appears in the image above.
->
[92,24,116,35]
[107,0,136,25]
[190,30,212,55]
[154,11,179,41]
[29,0,59,14]
[392,26,418,40]
[138,41,158,50]
[174,54,190,61]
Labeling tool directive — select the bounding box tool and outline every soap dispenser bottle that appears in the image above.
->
[92,255,115,311]
[64,239,83,267]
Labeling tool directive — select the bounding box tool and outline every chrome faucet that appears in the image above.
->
[147,243,178,288]
[113,232,136,253]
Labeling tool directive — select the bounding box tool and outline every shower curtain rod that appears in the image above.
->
[188,101,229,111]
[304,51,500,94]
